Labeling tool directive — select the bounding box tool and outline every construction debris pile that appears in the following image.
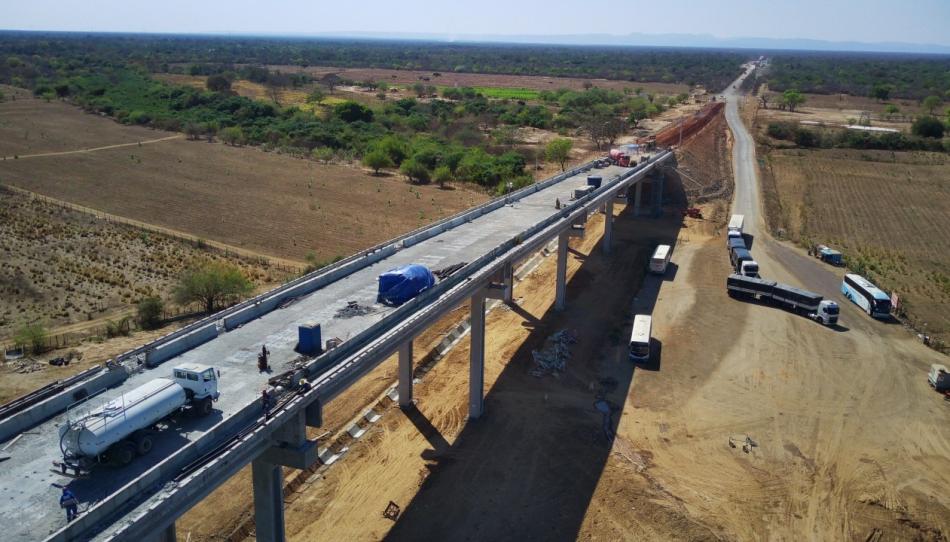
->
[530,329,577,377]
[335,301,374,319]
[433,262,466,280]
[11,358,43,373]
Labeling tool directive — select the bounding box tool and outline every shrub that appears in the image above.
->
[15,322,48,354]
[136,296,164,330]
[363,149,394,174]
[911,116,945,139]
[400,157,431,184]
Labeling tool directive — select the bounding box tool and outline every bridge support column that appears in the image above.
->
[252,458,285,542]
[556,231,569,311]
[155,522,176,542]
[633,182,643,217]
[502,261,514,304]
[469,290,486,420]
[603,198,614,255]
[398,340,413,409]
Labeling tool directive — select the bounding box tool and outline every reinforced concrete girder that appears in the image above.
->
[603,198,615,255]
[260,411,319,470]
[398,340,413,409]
[556,231,569,311]
[252,458,286,542]
[469,290,486,420]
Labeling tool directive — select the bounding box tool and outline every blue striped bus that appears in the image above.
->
[841,274,891,318]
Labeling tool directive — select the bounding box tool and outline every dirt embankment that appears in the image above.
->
[670,109,734,205]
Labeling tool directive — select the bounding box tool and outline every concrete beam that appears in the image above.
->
[633,182,643,217]
[603,198,614,255]
[469,290,486,420]
[398,340,413,409]
[556,231,569,311]
[252,458,285,542]
[261,411,319,470]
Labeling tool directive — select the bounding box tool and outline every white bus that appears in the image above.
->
[841,274,891,319]
[649,244,672,275]
[629,315,652,362]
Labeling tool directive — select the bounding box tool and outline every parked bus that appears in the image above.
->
[841,274,891,318]
[649,245,672,275]
[629,315,652,361]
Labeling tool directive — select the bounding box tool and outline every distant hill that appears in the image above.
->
[313,31,950,56]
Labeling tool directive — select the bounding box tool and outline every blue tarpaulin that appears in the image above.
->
[377,264,436,306]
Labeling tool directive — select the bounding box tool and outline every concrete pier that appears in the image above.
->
[555,231,569,311]
[603,198,614,255]
[633,182,643,217]
[502,261,514,303]
[252,458,285,542]
[398,340,413,409]
[469,290,486,419]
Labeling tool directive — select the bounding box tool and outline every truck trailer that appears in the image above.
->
[729,246,760,278]
[726,274,839,325]
[57,364,220,473]
[728,214,744,236]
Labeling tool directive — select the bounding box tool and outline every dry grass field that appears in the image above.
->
[762,148,950,341]
[756,88,925,132]
[0,187,293,341]
[0,95,486,263]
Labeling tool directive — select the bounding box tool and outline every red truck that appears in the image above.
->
[608,148,631,167]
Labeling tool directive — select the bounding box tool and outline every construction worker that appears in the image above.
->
[60,486,79,522]
[261,389,272,419]
[258,345,270,373]
[555,198,561,210]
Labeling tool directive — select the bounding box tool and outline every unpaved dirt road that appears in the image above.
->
[0,134,183,160]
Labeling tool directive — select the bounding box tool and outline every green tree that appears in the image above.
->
[219,126,245,146]
[870,83,890,101]
[334,101,373,123]
[15,322,48,354]
[782,89,805,112]
[184,122,204,141]
[922,95,941,116]
[206,74,231,93]
[911,116,945,138]
[883,104,900,120]
[433,165,453,189]
[174,262,253,314]
[545,138,573,171]
[305,88,325,104]
[400,157,431,184]
[136,296,165,330]
[363,149,394,175]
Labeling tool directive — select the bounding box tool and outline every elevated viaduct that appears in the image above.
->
[0,151,672,542]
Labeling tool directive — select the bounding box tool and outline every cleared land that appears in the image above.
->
[0,187,293,341]
[756,88,925,132]
[0,95,486,263]
[260,65,689,95]
[761,148,950,342]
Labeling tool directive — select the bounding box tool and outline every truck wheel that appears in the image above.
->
[111,442,135,467]
[195,396,214,416]
[134,433,153,456]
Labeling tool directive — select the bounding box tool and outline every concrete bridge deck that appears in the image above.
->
[0,158,667,541]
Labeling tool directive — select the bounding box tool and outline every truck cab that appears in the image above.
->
[739,260,760,278]
[812,300,839,325]
[172,364,220,402]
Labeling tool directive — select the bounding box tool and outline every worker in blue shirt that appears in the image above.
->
[60,487,79,522]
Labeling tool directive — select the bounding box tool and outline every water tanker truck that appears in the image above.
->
[608,148,632,167]
[57,364,219,473]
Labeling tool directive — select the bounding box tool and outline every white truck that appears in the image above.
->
[57,364,220,473]
[929,364,950,392]
[726,274,839,325]
[727,214,744,241]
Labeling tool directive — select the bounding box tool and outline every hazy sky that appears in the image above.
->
[4,0,950,46]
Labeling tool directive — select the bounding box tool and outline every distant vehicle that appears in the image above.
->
[57,364,220,473]
[629,315,652,361]
[729,246,759,278]
[586,176,603,189]
[841,274,891,318]
[649,244,672,275]
[727,214,744,236]
[608,148,632,167]
[929,364,950,392]
[726,274,839,325]
[814,244,843,266]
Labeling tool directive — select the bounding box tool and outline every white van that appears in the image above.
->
[649,245,672,275]
[629,315,652,362]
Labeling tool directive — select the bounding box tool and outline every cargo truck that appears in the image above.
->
[726,274,839,325]
[929,364,949,392]
[57,364,220,473]
[814,244,843,266]
[727,214,744,239]
[729,246,760,278]
[608,148,632,167]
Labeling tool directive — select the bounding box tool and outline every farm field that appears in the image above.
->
[0,94,486,263]
[761,148,950,342]
[0,187,293,341]
[261,65,689,95]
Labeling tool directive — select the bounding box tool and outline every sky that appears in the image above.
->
[3,0,950,47]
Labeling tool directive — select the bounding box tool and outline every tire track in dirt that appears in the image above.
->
[0,134,183,160]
